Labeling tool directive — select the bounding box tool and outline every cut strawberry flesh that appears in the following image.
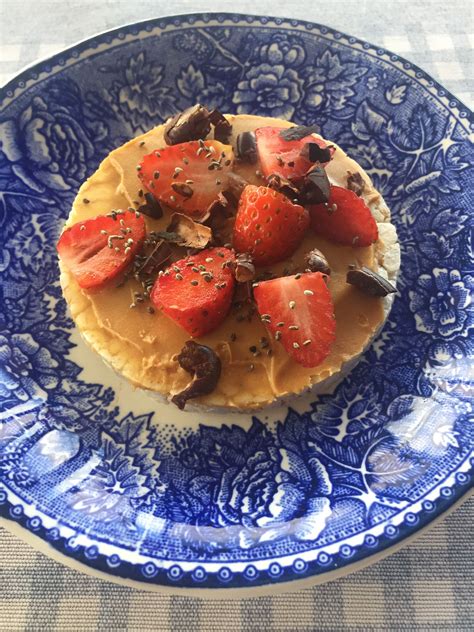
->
[233,185,310,266]
[253,272,336,367]
[138,139,233,218]
[57,211,146,291]
[310,185,378,246]
[151,247,235,337]
[255,126,331,180]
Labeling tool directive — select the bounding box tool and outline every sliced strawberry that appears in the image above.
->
[151,247,235,337]
[255,126,331,180]
[233,185,310,266]
[253,272,336,368]
[57,211,146,291]
[138,140,233,218]
[310,186,378,246]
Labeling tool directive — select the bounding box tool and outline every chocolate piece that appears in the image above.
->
[305,249,331,275]
[204,193,234,246]
[138,192,163,219]
[209,109,233,143]
[171,341,222,409]
[300,142,333,164]
[346,267,396,297]
[232,253,256,283]
[171,182,194,198]
[236,131,257,164]
[279,124,320,142]
[226,172,248,201]
[135,239,172,277]
[167,213,212,249]
[206,192,230,217]
[164,104,212,145]
[347,171,366,197]
[298,166,331,204]
[266,173,301,203]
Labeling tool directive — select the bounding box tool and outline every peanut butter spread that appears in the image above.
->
[60,114,398,410]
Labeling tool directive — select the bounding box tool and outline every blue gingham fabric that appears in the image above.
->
[1,1,473,629]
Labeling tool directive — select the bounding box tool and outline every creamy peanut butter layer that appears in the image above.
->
[60,114,399,410]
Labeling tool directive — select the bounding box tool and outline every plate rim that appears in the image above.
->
[0,11,472,594]
[1,11,472,119]
[2,491,472,598]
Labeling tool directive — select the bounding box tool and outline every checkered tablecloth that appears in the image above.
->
[1,1,473,630]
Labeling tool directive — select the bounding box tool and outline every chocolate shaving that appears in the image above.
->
[298,166,331,204]
[232,253,256,283]
[135,239,172,277]
[167,213,212,249]
[138,192,163,219]
[266,173,301,203]
[236,131,257,164]
[279,124,320,142]
[346,267,396,297]
[209,109,233,143]
[226,173,248,202]
[347,171,366,197]
[171,182,194,198]
[300,142,333,164]
[171,341,222,409]
[305,249,331,275]
[164,104,212,145]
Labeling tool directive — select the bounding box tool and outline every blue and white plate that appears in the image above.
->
[0,13,472,595]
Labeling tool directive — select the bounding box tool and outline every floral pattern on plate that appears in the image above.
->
[0,14,472,591]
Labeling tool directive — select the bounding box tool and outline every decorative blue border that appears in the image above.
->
[0,13,473,591]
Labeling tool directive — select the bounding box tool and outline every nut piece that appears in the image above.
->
[171,341,222,409]
[167,213,212,249]
[266,173,301,203]
[347,171,366,197]
[233,253,256,283]
[305,248,331,275]
[164,104,212,145]
[346,266,396,297]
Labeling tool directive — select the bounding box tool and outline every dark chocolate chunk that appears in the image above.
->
[236,131,257,164]
[346,266,396,297]
[298,166,331,204]
[138,192,163,219]
[171,341,222,409]
[305,248,331,275]
[209,109,233,143]
[279,124,320,142]
[300,142,333,164]
[226,172,248,201]
[164,104,212,145]
[347,171,366,197]
[232,253,256,283]
[266,173,301,203]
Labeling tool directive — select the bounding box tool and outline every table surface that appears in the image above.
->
[1,1,473,630]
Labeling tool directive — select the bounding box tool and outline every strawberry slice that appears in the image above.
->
[151,247,235,337]
[255,126,331,180]
[233,185,310,266]
[253,272,336,368]
[138,140,233,218]
[310,186,378,246]
[57,211,146,291]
